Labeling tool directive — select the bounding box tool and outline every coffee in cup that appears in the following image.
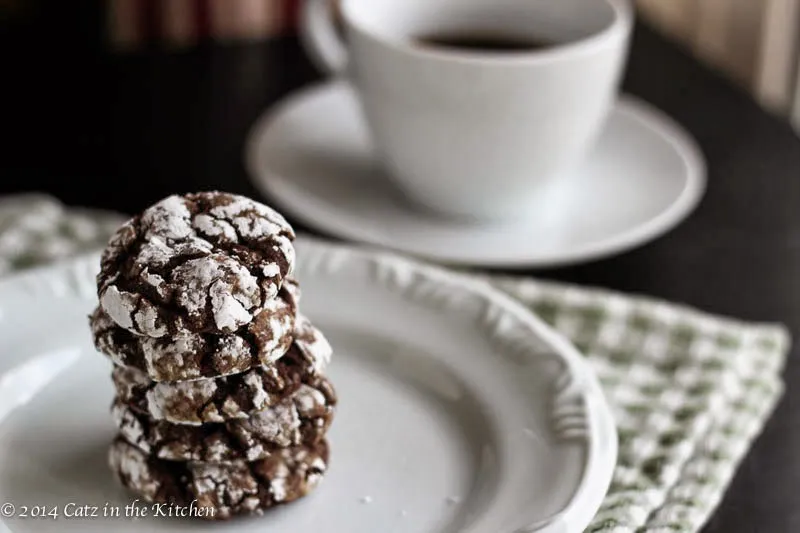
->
[301,0,633,221]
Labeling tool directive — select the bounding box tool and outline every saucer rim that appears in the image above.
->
[245,81,707,269]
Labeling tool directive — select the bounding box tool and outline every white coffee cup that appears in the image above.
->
[301,0,633,221]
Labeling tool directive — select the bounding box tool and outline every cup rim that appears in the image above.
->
[340,0,633,66]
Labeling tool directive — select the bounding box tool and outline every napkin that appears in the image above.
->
[0,194,788,533]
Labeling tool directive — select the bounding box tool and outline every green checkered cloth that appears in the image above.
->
[0,194,123,275]
[0,194,789,533]
[490,278,787,532]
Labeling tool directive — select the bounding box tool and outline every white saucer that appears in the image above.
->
[0,237,616,533]
[246,81,706,268]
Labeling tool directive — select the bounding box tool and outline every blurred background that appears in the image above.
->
[0,0,798,217]
[639,0,800,120]
[1,0,798,124]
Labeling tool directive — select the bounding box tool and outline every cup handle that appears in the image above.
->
[300,0,349,76]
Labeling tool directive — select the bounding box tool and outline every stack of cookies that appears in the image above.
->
[88,192,336,520]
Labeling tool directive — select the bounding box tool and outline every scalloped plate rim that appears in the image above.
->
[0,237,617,533]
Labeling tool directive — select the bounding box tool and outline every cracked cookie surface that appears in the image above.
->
[114,376,336,462]
[112,317,333,425]
[109,437,329,520]
[97,192,296,337]
[91,279,299,382]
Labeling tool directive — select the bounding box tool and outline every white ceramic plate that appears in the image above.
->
[0,238,616,533]
[246,81,706,268]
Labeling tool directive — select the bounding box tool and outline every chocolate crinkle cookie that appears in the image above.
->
[90,279,299,382]
[112,318,333,425]
[114,376,336,463]
[109,437,329,520]
[290,314,333,376]
[97,192,296,337]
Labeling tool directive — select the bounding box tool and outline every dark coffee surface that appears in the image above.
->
[416,32,553,52]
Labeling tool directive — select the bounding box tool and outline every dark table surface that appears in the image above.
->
[2,18,800,533]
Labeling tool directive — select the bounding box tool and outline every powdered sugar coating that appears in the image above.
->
[193,214,237,242]
[113,377,336,462]
[113,364,277,425]
[97,192,295,337]
[174,255,260,332]
[89,279,299,382]
[100,286,137,331]
[293,315,333,374]
[109,438,328,520]
[141,195,193,239]
[108,439,162,498]
[111,322,331,425]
